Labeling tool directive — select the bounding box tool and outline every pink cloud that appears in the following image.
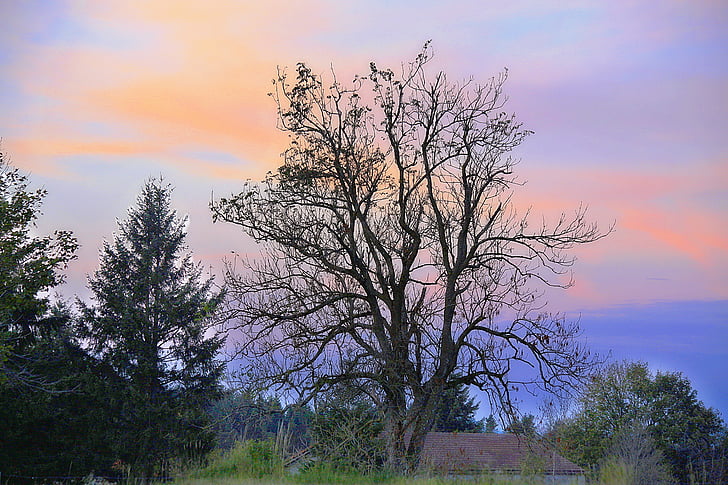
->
[2,0,726,311]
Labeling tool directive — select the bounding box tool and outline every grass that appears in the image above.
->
[179,441,584,485]
[176,478,544,485]
[187,441,284,480]
[177,470,581,485]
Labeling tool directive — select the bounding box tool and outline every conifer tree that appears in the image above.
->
[81,178,224,476]
[485,415,498,433]
[431,384,485,433]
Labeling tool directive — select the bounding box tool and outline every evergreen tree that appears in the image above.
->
[0,303,121,476]
[81,178,225,476]
[485,415,498,433]
[508,414,537,435]
[432,384,485,433]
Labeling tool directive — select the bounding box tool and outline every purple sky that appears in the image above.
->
[2,1,726,417]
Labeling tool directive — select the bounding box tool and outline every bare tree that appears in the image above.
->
[601,425,675,485]
[213,43,607,472]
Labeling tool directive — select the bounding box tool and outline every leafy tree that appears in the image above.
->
[80,178,225,476]
[213,44,606,471]
[0,151,77,386]
[559,361,724,484]
[432,384,484,432]
[0,153,120,476]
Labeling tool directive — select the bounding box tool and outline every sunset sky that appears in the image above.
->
[2,1,726,417]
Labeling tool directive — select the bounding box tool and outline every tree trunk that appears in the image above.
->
[383,398,408,472]
[383,387,442,474]
[405,388,442,473]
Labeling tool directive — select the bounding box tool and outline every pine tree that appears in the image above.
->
[485,415,498,433]
[432,384,485,433]
[81,178,225,476]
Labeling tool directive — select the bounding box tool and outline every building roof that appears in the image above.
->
[420,432,583,475]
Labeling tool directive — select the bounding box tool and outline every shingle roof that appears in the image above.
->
[420,432,583,475]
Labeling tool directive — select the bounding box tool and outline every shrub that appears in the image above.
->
[190,439,283,479]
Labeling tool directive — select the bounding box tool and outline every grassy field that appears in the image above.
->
[177,441,586,485]
[176,468,585,485]
[175,477,562,485]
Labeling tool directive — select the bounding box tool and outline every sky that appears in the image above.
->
[1,1,726,418]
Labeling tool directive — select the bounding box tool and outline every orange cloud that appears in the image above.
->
[87,73,284,164]
[5,0,346,181]
[4,137,147,178]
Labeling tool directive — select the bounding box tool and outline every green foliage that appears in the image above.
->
[0,151,77,385]
[558,361,724,484]
[648,371,723,480]
[208,391,312,452]
[431,384,485,433]
[519,450,547,483]
[80,178,225,475]
[0,154,120,476]
[485,415,498,433]
[508,414,537,436]
[191,440,283,479]
[311,396,385,473]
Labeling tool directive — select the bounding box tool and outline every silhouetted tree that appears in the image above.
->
[213,43,606,471]
[81,179,225,477]
[0,153,120,476]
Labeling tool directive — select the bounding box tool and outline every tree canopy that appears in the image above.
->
[214,44,607,471]
[0,151,77,387]
[0,153,120,476]
[558,361,726,484]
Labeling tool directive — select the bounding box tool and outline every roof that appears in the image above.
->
[420,432,583,475]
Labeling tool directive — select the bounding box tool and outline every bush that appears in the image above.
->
[310,400,385,473]
[190,439,283,479]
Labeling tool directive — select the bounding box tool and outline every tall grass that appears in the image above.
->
[188,440,283,480]
[180,441,588,485]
